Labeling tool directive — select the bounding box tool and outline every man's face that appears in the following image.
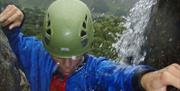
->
[52,56,83,76]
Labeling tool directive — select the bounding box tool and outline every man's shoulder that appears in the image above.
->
[85,54,113,67]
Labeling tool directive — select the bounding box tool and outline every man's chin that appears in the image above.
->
[63,72,71,77]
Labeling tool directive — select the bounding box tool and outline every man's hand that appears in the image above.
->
[0,5,24,30]
[141,63,180,91]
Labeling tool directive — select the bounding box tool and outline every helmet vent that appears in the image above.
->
[46,29,51,35]
[44,37,50,45]
[85,15,87,21]
[81,30,87,37]
[48,20,51,27]
[48,13,50,18]
[82,22,86,29]
[81,38,88,47]
[47,13,51,27]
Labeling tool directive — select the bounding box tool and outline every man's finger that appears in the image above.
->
[9,22,21,30]
[171,63,180,71]
[166,65,180,79]
[0,7,17,25]
[0,5,12,17]
[161,71,180,89]
[0,5,14,22]
[3,11,21,27]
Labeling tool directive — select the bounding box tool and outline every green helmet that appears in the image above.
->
[43,0,94,58]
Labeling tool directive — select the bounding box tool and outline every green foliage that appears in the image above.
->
[90,15,125,59]
[17,0,54,9]
[0,0,138,16]
[82,0,138,16]
[21,8,45,39]
[88,0,109,13]
[0,0,20,8]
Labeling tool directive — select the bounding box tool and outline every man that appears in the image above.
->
[0,0,180,91]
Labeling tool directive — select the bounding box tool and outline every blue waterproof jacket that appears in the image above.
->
[4,28,152,91]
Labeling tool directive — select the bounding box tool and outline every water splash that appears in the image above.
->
[113,0,157,65]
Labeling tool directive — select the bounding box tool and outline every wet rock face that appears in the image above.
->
[0,28,21,91]
[145,0,180,68]
[145,0,180,90]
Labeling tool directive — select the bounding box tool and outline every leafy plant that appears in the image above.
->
[90,15,125,59]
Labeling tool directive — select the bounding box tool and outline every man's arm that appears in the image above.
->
[94,57,154,91]
[141,63,180,91]
[95,57,180,91]
[0,5,47,75]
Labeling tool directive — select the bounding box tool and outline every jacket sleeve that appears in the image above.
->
[95,57,154,91]
[3,27,45,75]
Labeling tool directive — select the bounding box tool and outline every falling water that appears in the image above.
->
[113,0,157,65]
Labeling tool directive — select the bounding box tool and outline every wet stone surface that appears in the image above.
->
[145,0,180,90]
[0,28,21,91]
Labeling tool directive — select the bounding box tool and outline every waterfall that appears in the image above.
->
[113,0,157,65]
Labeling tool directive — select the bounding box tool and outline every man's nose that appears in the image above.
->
[63,59,71,67]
